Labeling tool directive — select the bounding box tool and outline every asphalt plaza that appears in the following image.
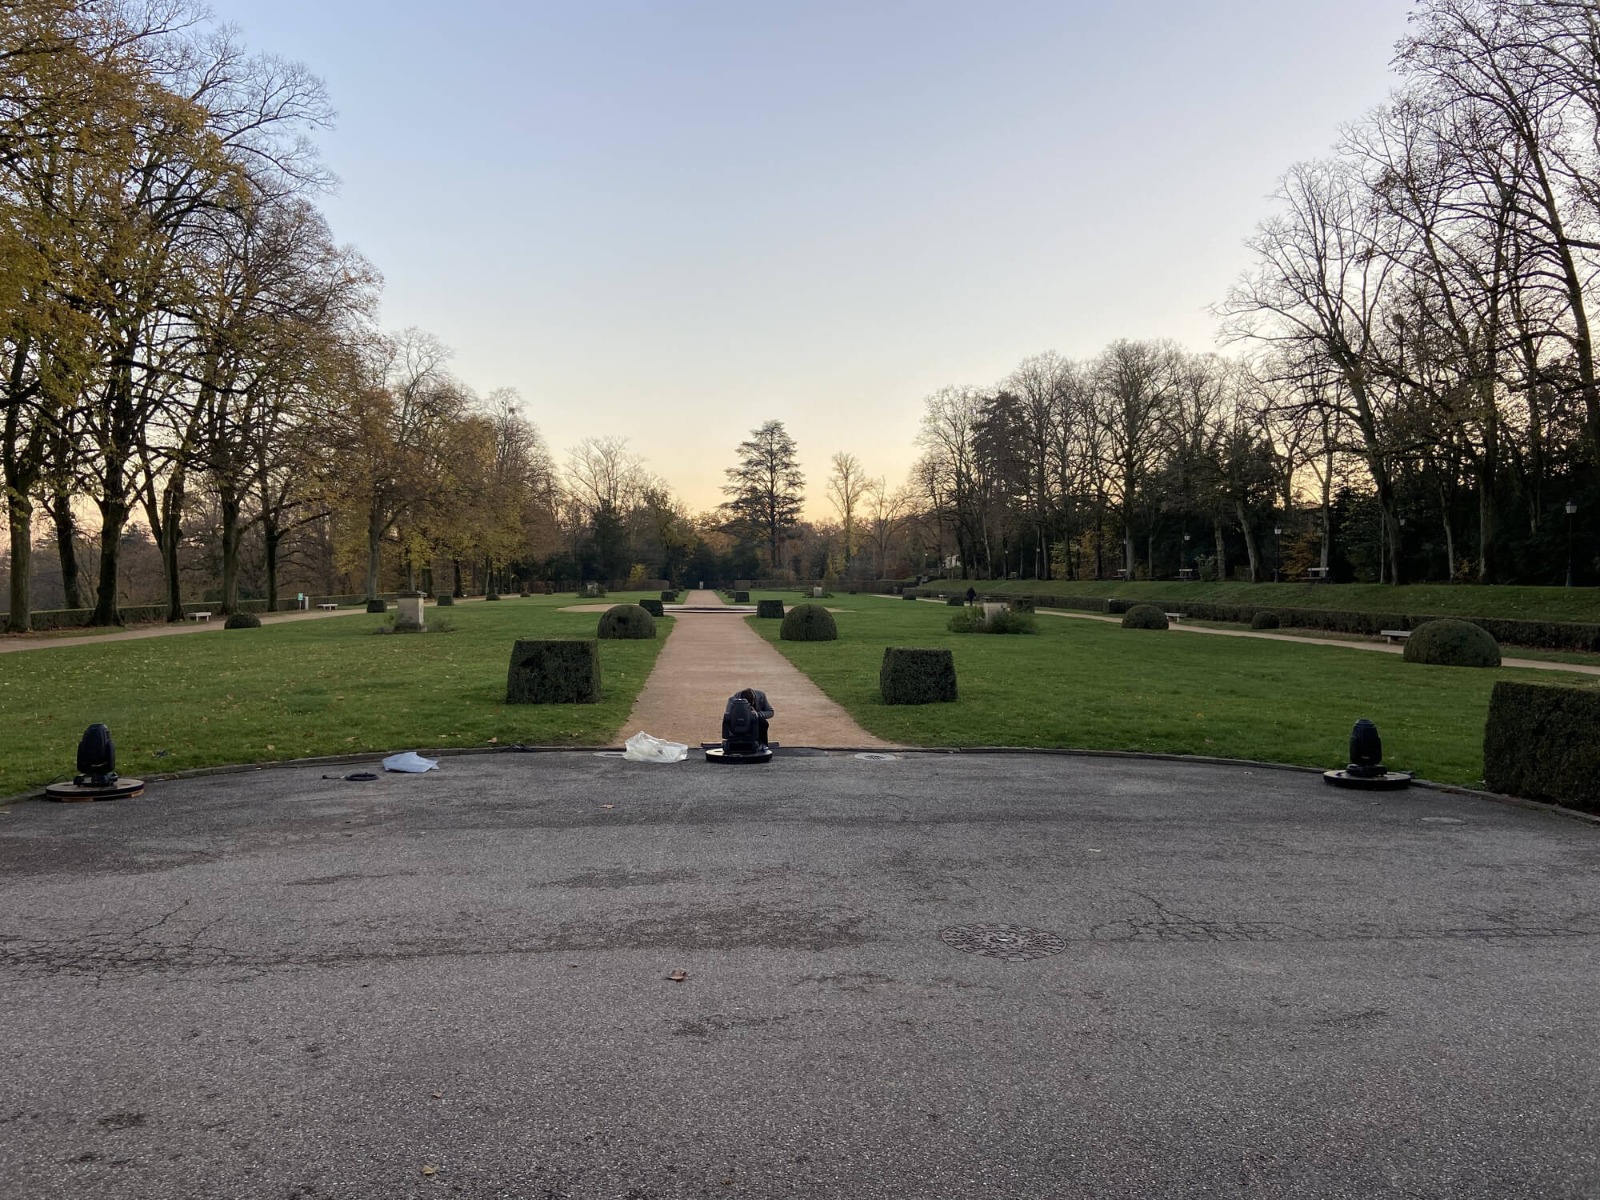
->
[1,752,1596,1199]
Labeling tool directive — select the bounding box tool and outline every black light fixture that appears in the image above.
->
[45,723,146,801]
[705,688,775,764]
[1323,718,1412,790]
[1566,499,1577,587]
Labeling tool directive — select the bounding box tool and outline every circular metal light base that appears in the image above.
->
[704,747,773,766]
[44,778,145,802]
[1323,769,1412,791]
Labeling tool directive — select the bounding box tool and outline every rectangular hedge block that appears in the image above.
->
[757,599,785,618]
[1483,680,1600,813]
[733,590,751,604]
[506,639,601,704]
[880,647,957,705]
[640,598,664,617]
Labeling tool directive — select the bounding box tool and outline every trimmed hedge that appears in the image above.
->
[223,612,262,629]
[948,608,1036,634]
[881,646,957,705]
[781,603,837,641]
[639,598,664,617]
[660,590,678,602]
[1403,618,1501,667]
[1250,610,1281,630]
[366,598,387,613]
[506,639,602,704]
[946,596,965,606]
[756,599,785,619]
[1483,681,1600,813]
[1122,604,1169,630]
[733,590,751,604]
[902,592,918,600]
[436,594,455,606]
[597,604,657,639]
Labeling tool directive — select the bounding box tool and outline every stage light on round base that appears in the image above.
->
[704,687,775,766]
[1323,717,1412,790]
[43,723,145,801]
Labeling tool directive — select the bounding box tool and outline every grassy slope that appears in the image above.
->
[754,595,1599,786]
[0,594,666,795]
[911,579,1600,622]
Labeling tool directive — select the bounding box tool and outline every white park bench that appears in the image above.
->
[1380,629,1410,644]
[316,602,339,611]
[186,611,211,622]
[1164,612,1185,623]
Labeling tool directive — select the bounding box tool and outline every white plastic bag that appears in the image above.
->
[622,731,688,764]
[382,751,439,773]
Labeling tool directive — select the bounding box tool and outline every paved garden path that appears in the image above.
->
[619,590,893,748]
[0,602,382,655]
[882,595,1600,677]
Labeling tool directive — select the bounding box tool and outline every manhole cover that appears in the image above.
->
[854,752,898,761]
[592,751,627,758]
[939,923,1068,962]
[1420,816,1466,825]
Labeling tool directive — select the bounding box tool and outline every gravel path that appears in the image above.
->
[619,590,893,748]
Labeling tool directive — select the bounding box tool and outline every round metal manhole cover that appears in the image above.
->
[1420,816,1466,825]
[854,752,898,762]
[939,923,1068,962]
[592,751,627,758]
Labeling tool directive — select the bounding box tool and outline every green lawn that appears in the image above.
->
[0,594,665,795]
[910,578,1600,622]
[754,596,1599,786]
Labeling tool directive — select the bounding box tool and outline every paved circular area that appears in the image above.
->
[1,752,1596,1198]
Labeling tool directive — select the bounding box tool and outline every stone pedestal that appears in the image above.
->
[397,591,426,631]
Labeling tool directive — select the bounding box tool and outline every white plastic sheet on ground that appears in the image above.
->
[623,731,688,763]
[382,751,439,773]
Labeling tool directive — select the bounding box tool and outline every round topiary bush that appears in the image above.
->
[1121,604,1169,630]
[1403,618,1501,668]
[780,603,838,641]
[597,603,657,639]
[1251,610,1281,630]
[224,612,261,629]
[366,598,387,614]
[486,592,502,601]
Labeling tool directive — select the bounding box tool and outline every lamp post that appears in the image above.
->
[1566,499,1577,587]
[1182,532,1191,579]
[1273,525,1283,582]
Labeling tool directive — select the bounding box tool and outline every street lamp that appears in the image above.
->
[1273,525,1283,582]
[1566,499,1577,587]
[1182,532,1191,579]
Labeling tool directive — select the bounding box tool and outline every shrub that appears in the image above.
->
[660,589,678,602]
[1122,604,1169,630]
[948,608,1036,634]
[577,583,607,598]
[946,596,965,607]
[1403,618,1500,668]
[365,599,387,614]
[639,598,664,617]
[733,590,750,604]
[1483,681,1600,814]
[880,647,957,705]
[436,594,455,607]
[756,599,785,619]
[486,592,502,601]
[1010,596,1036,613]
[1251,610,1281,630]
[902,592,918,600]
[597,603,657,639]
[224,612,261,629]
[506,639,601,704]
[781,603,837,641]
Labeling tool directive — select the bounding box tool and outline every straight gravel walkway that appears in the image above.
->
[0,603,379,655]
[620,590,892,748]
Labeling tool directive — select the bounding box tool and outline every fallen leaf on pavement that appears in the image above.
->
[421,1164,437,1176]
[667,969,688,982]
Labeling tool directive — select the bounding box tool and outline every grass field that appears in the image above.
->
[754,594,1600,786]
[0,594,665,795]
[907,578,1600,622]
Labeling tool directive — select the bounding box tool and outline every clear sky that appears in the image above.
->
[205,0,1416,518]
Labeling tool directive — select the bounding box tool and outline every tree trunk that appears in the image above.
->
[452,557,463,598]
[6,496,33,632]
[52,489,83,610]
[1123,523,1136,577]
[1236,502,1260,582]
[89,496,128,626]
[219,486,243,613]
[364,509,383,601]
[1213,518,1228,582]
[263,519,281,610]
[158,472,184,622]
